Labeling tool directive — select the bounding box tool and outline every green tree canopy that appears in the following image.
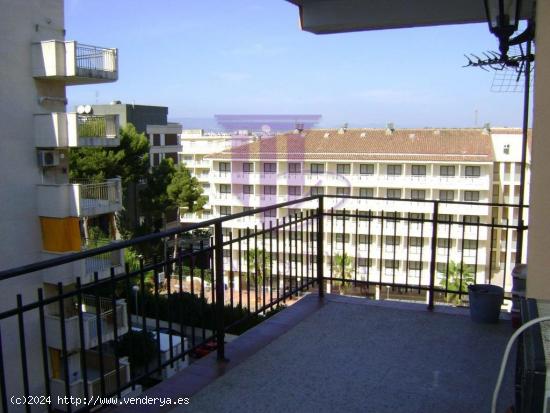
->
[69,123,150,187]
[167,165,207,213]
[333,253,353,292]
[439,260,475,305]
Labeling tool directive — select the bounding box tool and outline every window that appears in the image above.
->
[463,215,480,224]
[359,188,374,198]
[288,186,301,196]
[437,214,453,225]
[387,165,402,175]
[464,191,480,202]
[335,234,350,243]
[290,231,302,241]
[358,234,373,250]
[385,259,399,269]
[463,239,478,256]
[411,189,426,200]
[219,184,231,194]
[336,164,351,175]
[465,166,481,177]
[153,153,160,166]
[310,163,325,174]
[288,163,301,174]
[336,187,350,196]
[222,228,232,238]
[409,213,424,222]
[436,263,447,274]
[219,206,231,216]
[165,134,178,146]
[219,162,231,172]
[310,187,324,196]
[360,164,374,175]
[385,212,400,223]
[440,165,455,177]
[152,134,161,146]
[503,144,510,154]
[358,211,372,222]
[243,207,253,212]
[358,258,372,268]
[263,163,277,173]
[439,190,454,201]
[387,188,402,199]
[165,153,178,164]
[288,208,301,217]
[437,238,450,249]
[223,249,231,258]
[409,261,423,271]
[385,236,400,252]
[243,162,253,173]
[263,209,276,218]
[409,237,423,253]
[243,185,253,195]
[263,185,276,195]
[411,165,426,176]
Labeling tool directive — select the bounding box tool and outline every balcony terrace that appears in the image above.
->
[34,112,120,148]
[37,178,122,218]
[32,40,118,85]
[0,195,525,412]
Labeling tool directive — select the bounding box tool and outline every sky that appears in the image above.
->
[65,0,528,129]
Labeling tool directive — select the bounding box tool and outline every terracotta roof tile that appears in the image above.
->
[207,128,497,162]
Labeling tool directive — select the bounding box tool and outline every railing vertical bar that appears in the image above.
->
[276,218,281,302]
[254,225,259,312]
[262,223,266,309]
[16,295,31,413]
[392,211,397,288]
[57,283,72,413]
[459,218,466,301]
[229,232,234,309]
[189,250,196,350]
[305,211,309,290]
[177,247,186,361]
[367,210,372,287]
[503,224,509,292]
[474,221,480,284]
[445,215,452,297]
[300,211,305,291]
[342,208,346,288]
[93,272,106,397]
[488,218,496,283]
[238,229,243,308]
[37,288,53,413]
[199,241,206,343]
[213,222,226,361]
[269,222,274,305]
[428,201,439,310]
[317,196,324,296]
[419,214,425,294]
[123,266,136,390]
[405,212,411,293]
[282,217,287,303]
[110,268,122,397]
[246,228,251,310]
[330,208,334,291]
[354,209,359,288]
[379,211,384,287]
[139,257,149,378]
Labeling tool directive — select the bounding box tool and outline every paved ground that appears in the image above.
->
[172,295,515,413]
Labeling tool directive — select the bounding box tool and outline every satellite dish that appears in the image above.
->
[77,105,85,114]
[84,105,92,114]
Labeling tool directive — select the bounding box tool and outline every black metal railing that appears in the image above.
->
[0,195,527,412]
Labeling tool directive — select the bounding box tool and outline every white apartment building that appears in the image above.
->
[146,122,183,168]
[0,1,138,407]
[178,129,257,221]
[181,127,529,296]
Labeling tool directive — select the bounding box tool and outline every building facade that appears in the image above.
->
[181,127,529,296]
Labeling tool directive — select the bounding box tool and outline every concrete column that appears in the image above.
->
[527,0,550,298]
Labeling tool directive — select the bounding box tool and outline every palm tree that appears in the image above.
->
[439,260,475,305]
[246,248,272,287]
[333,253,353,294]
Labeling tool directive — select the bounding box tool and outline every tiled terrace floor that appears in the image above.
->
[124,294,515,413]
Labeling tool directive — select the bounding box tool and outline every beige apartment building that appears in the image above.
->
[180,127,529,297]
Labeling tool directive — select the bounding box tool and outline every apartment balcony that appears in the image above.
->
[42,247,125,285]
[0,195,525,413]
[45,297,128,351]
[34,112,119,148]
[37,178,122,218]
[50,354,139,411]
[32,40,118,85]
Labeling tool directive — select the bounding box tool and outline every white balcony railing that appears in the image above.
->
[37,178,122,218]
[34,113,119,148]
[32,40,118,84]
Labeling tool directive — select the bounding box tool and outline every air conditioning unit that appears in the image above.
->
[37,150,60,167]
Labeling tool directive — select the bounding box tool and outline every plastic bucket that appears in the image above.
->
[468,284,504,323]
